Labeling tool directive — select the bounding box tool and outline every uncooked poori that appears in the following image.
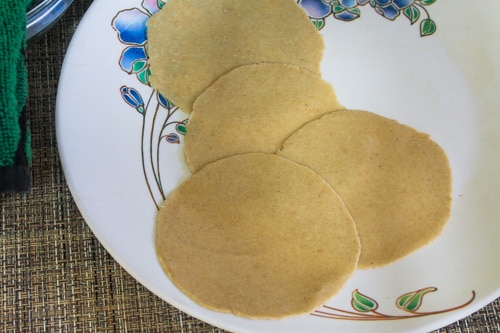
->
[277,110,452,269]
[147,0,325,113]
[184,63,343,172]
[149,0,453,320]
[156,153,361,319]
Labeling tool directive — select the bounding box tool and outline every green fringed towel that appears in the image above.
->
[0,0,34,194]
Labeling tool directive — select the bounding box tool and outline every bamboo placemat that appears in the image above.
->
[1,0,499,332]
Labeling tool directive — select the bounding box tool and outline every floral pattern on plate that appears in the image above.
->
[299,0,437,35]
[314,288,475,320]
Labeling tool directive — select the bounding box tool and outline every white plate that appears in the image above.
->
[56,0,500,332]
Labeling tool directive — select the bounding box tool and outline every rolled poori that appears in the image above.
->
[277,110,452,269]
[184,63,343,172]
[156,153,360,318]
[147,0,325,113]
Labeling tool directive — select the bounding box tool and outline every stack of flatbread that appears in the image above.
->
[147,0,452,319]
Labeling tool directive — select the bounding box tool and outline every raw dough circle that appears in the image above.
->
[184,63,343,172]
[156,153,360,318]
[278,110,452,268]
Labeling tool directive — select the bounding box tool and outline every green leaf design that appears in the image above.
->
[403,5,420,25]
[396,293,413,308]
[137,68,151,85]
[347,7,361,16]
[311,19,326,30]
[419,0,437,5]
[176,123,187,135]
[420,18,437,37]
[351,289,379,312]
[132,60,147,74]
[396,287,437,312]
[331,1,345,14]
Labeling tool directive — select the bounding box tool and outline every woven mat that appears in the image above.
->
[0,0,498,332]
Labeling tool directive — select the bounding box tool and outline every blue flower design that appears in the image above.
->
[113,8,149,45]
[112,0,165,85]
[339,0,359,8]
[120,86,145,114]
[298,0,436,36]
[299,0,332,19]
[373,0,414,20]
[157,92,174,109]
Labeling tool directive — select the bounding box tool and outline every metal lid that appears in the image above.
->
[27,0,74,41]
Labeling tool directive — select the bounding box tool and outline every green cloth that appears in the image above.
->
[0,0,33,194]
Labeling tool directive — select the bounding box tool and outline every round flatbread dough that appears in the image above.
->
[184,63,343,172]
[147,0,325,113]
[156,153,360,319]
[277,110,452,269]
